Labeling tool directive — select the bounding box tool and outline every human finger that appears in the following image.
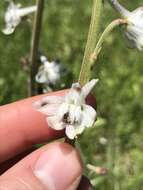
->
[0,90,66,163]
[0,89,96,163]
[0,142,83,190]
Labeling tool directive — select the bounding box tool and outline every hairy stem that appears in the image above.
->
[29,0,44,96]
[78,0,102,86]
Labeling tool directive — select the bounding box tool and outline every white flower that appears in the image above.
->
[3,1,37,35]
[110,0,143,51]
[34,79,98,139]
[99,137,108,145]
[35,56,61,85]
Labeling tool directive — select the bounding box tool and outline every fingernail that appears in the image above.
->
[34,143,82,190]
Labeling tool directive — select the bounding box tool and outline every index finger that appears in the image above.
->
[0,90,66,163]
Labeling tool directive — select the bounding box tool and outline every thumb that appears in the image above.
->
[0,142,83,190]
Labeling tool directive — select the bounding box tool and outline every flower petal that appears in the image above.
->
[40,55,48,63]
[47,116,65,130]
[57,103,69,120]
[35,60,61,85]
[129,7,143,29]
[47,68,60,84]
[65,87,82,105]
[36,104,59,116]
[82,79,99,98]
[35,70,47,83]
[33,96,64,109]
[82,105,97,128]
[68,104,76,124]
[74,106,82,123]
[42,96,64,104]
[2,27,15,35]
[65,125,76,139]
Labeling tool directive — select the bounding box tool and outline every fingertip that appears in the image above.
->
[33,142,83,190]
[1,142,83,190]
[0,90,67,162]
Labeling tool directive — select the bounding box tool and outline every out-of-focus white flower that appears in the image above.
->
[35,56,61,86]
[110,0,143,51]
[34,79,98,139]
[99,137,108,145]
[3,1,37,35]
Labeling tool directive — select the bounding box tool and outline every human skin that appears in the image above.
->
[0,90,94,190]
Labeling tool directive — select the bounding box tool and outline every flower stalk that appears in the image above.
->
[29,0,44,96]
[91,18,128,64]
[78,0,102,86]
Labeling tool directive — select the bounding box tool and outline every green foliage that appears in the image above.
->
[0,0,143,189]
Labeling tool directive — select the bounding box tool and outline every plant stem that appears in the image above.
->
[65,138,75,146]
[78,0,102,86]
[29,0,44,96]
[91,18,127,63]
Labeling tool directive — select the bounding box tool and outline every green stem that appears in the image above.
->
[78,0,102,86]
[91,18,127,63]
[29,0,44,96]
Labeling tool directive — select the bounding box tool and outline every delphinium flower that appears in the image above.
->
[35,55,62,92]
[110,0,143,51]
[3,1,37,35]
[34,79,98,139]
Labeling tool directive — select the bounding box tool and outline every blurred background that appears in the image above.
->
[0,0,143,189]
